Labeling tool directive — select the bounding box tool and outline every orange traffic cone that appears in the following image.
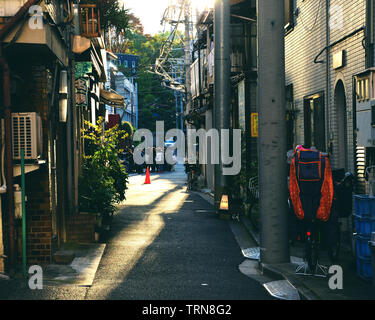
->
[144,166,151,184]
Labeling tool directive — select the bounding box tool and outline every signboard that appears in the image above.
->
[75,62,92,78]
[333,50,345,69]
[75,77,88,107]
[251,113,258,138]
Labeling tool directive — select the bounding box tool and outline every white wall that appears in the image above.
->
[285,0,367,172]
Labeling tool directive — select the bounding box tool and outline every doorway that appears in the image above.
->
[304,92,326,152]
[334,80,348,169]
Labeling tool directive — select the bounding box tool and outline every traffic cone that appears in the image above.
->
[144,166,151,184]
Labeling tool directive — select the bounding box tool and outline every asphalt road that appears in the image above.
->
[0,165,271,300]
[85,165,270,300]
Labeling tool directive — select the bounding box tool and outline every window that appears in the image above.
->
[286,84,294,150]
[124,60,128,68]
[356,77,371,101]
[132,61,136,68]
[304,93,326,151]
[285,0,294,32]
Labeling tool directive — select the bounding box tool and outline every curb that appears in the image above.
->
[239,214,260,246]
[260,263,319,300]
[238,214,322,300]
[193,189,215,206]
[193,188,321,300]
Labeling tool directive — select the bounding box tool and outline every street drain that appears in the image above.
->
[242,247,260,260]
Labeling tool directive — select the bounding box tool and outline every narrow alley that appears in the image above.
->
[85,165,271,300]
[0,166,271,300]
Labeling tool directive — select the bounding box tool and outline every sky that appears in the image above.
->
[122,0,172,35]
[121,0,214,35]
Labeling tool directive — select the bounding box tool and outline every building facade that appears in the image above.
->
[0,0,109,273]
[114,72,138,127]
[104,53,139,129]
[285,0,375,242]
[188,0,257,197]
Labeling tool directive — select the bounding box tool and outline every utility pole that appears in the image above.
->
[174,68,179,130]
[184,0,191,121]
[257,0,290,264]
[180,92,183,132]
[213,0,230,211]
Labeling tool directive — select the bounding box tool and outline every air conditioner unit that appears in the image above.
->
[11,112,43,160]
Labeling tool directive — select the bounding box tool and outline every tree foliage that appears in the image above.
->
[120,29,185,132]
[79,117,129,217]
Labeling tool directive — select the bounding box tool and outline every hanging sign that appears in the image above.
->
[75,77,88,107]
[251,113,258,138]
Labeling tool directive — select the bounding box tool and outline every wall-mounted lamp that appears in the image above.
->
[59,70,68,122]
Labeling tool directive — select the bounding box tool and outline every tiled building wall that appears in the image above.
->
[285,0,368,243]
[329,0,366,172]
[285,0,367,172]
[285,0,328,148]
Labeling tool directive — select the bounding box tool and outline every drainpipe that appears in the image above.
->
[326,0,331,155]
[0,0,40,272]
[0,50,15,271]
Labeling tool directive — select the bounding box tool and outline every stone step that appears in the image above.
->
[53,250,75,265]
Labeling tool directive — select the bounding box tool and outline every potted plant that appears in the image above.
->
[79,117,128,238]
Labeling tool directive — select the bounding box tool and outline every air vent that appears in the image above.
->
[11,112,43,160]
[356,146,366,194]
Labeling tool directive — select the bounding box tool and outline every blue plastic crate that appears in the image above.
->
[354,195,375,218]
[354,215,375,237]
[356,235,372,259]
[356,256,373,281]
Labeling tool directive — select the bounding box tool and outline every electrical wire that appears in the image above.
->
[154,0,187,92]
[297,0,323,33]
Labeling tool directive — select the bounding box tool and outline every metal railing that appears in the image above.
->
[79,4,100,38]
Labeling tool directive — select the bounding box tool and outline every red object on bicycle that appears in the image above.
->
[289,149,333,222]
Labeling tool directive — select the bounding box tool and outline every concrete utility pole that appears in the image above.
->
[184,0,192,118]
[257,0,290,264]
[180,92,183,132]
[214,0,230,211]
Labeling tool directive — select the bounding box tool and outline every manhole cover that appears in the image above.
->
[263,280,300,300]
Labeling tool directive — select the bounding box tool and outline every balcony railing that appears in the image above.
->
[79,4,100,38]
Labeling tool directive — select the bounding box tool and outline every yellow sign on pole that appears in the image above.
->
[251,113,258,138]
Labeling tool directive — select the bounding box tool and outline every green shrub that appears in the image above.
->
[79,117,129,218]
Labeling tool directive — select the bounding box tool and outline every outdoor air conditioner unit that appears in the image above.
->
[11,112,43,160]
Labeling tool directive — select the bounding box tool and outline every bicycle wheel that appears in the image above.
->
[328,231,341,263]
[305,241,318,272]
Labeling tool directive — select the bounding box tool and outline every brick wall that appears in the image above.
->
[65,214,95,243]
[0,197,4,273]
[14,66,53,266]
[25,169,52,265]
